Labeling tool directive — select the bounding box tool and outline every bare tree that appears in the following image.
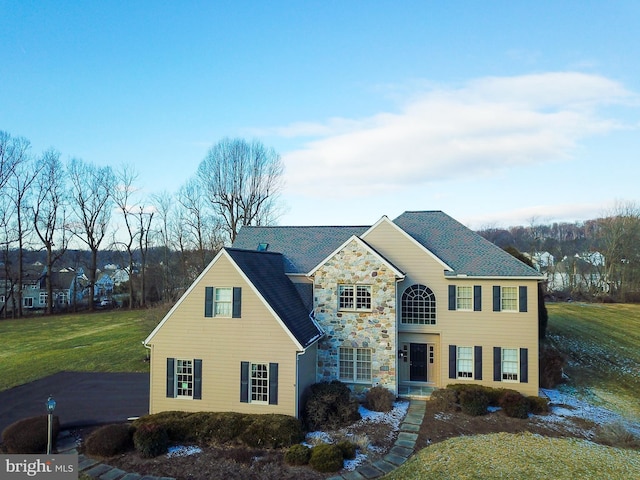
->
[135,205,154,307]
[0,131,30,191]
[68,158,115,311]
[197,138,284,243]
[151,190,175,302]
[112,165,139,309]
[33,149,70,314]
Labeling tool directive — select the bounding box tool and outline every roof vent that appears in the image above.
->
[257,243,269,252]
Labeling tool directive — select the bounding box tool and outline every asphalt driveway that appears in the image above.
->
[0,372,149,434]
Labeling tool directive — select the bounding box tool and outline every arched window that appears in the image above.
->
[401,284,436,325]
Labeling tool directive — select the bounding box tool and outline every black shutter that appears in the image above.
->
[269,363,278,405]
[204,287,214,317]
[474,346,482,380]
[232,287,242,318]
[448,285,456,310]
[493,347,501,381]
[448,345,457,379]
[493,286,501,312]
[520,348,528,383]
[474,285,482,311]
[166,358,175,398]
[519,286,528,312]
[193,359,202,400]
[240,361,249,403]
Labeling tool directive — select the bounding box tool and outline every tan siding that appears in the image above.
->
[148,254,301,416]
[364,219,540,396]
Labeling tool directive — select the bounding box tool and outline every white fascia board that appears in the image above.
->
[307,234,405,279]
[144,248,226,345]
[362,215,454,272]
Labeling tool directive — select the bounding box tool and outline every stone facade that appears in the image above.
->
[313,239,399,394]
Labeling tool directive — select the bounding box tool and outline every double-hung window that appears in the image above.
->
[176,359,194,397]
[205,286,241,318]
[338,285,371,311]
[501,286,518,312]
[456,286,473,311]
[23,297,34,308]
[501,348,519,381]
[339,347,372,383]
[250,363,269,404]
[456,346,473,378]
[214,287,232,316]
[240,361,278,405]
[166,358,202,400]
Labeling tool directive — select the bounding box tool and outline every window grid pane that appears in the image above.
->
[176,359,193,397]
[339,347,354,380]
[457,347,473,378]
[356,286,371,310]
[356,348,372,381]
[456,286,472,310]
[501,287,518,311]
[250,363,269,403]
[214,287,232,316]
[401,285,436,325]
[338,285,354,310]
[502,348,518,380]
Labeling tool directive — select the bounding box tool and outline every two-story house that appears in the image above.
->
[144,211,544,418]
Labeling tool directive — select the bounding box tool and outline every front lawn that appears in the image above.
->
[0,307,166,391]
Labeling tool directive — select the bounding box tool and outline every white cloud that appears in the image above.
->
[279,72,636,198]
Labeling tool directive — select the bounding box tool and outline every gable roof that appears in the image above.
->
[225,248,322,348]
[308,235,405,279]
[233,225,369,274]
[393,211,542,277]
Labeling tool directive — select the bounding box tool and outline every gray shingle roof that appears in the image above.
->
[232,211,542,278]
[233,226,369,274]
[393,211,542,277]
[225,248,323,348]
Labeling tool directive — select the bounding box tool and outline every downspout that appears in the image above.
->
[394,277,402,396]
[142,341,152,414]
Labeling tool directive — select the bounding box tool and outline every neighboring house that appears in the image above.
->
[94,273,115,298]
[547,252,608,293]
[526,251,555,272]
[144,211,544,419]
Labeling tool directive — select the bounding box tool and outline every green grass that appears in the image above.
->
[545,302,640,420]
[384,432,640,480]
[0,307,167,391]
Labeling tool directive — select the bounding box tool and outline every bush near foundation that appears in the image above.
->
[441,384,549,418]
[84,423,134,457]
[133,423,169,458]
[1,415,60,454]
[498,391,530,419]
[459,388,490,416]
[365,385,395,412]
[336,440,357,460]
[303,381,361,430]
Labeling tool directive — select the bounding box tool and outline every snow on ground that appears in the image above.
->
[166,445,203,458]
[537,388,640,438]
[305,400,410,471]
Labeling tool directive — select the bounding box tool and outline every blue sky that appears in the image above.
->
[2,1,639,229]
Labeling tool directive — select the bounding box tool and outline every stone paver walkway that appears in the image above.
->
[56,399,426,480]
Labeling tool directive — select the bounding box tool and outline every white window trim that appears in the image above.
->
[338,284,372,312]
[456,346,473,379]
[23,297,34,308]
[339,346,372,383]
[456,286,473,311]
[213,287,232,317]
[501,348,519,382]
[501,286,518,312]
[401,284,437,325]
[250,362,269,404]
[175,359,194,399]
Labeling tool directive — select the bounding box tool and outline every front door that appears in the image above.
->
[410,343,428,382]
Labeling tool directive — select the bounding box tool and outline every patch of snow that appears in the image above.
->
[166,445,202,458]
[343,452,368,471]
[487,406,502,413]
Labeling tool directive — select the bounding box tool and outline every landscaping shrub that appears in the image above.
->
[336,440,357,460]
[133,411,193,442]
[309,443,344,473]
[1,415,60,454]
[284,444,311,465]
[365,385,395,412]
[528,395,550,414]
[84,423,133,457]
[539,343,566,389]
[458,387,490,416]
[239,414,304,448]
[133,423,169,458]
[499,390,530,419]
[430,388,459,412]
[303,381,361,430]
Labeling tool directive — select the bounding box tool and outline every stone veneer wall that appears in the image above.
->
[313,239,398,394]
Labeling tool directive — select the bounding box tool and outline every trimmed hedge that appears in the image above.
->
[365,386,395,412]
[285,444,311,465]
[309,443,344,473]
[1,415,60,454]
[133,423,169,458]
[442,384,549,418]
[84,423,133,457]
[132,411,303,449]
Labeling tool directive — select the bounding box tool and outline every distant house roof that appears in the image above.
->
[233,211,541,278]
[225,248,322,349]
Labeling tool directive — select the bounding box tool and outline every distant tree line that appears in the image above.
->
[0,130,284,317]
[478,202,640,302]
